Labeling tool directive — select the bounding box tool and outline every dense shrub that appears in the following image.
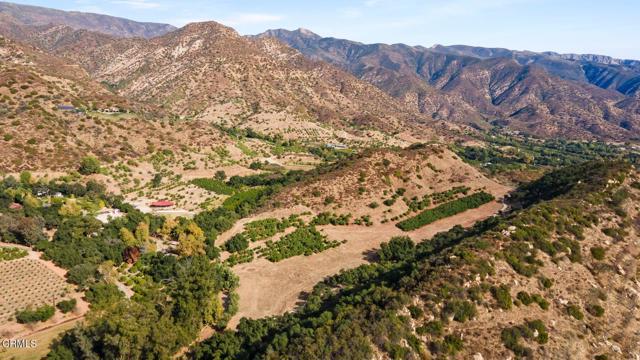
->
[501,320,548,357]
[586,304,605,317]
[417,320,443,336]
[443,300,477,322]
[85,283,124,309]
[566,304,584,320]
[378,236,415,262]
[397,192,494,231]
[78,156,101,175]
[539,276,554,289]
[590,246,606,260]
[224,233,249,253]
[56,299,77,313]
[16,304,55,323]
[431,334,464,355]
[516,291,532,305]
[222,188,268,215]
[66,263,97,288]
[191,178,235,195]
[407,305,423,319]
[491,285,513,310]
[531,294,550,310]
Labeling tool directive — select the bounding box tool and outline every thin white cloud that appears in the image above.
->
[110,0,163,10]
[220,13,284,26]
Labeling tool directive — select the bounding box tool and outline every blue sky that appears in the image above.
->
[11,0,640,59]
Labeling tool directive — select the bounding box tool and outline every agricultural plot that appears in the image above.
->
[258,226,344,262]
[396,191,495,231]
[243,215,304,241]
[0,259,71,324]
[0,247,27,261]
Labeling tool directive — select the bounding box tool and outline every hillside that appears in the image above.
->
[266,143,510,218]
[0,35,235,171]
[0,1,175,38]
[259,29,640,141]
[38,22,435,141]
[189,160,640,359]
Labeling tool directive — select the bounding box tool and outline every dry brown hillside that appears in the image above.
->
[0,1,175,38]
[36,22,436,139]
[0,36,228,171]
[267,143,511,221]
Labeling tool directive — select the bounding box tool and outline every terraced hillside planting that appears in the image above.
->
[397,191,495,231]
[267,144,510,224]
[243,215,303,242]
[190,160,640,359]
[259,226,342,262]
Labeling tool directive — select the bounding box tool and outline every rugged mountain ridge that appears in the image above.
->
[433,44,640,96]
[258,28,640,141]
[30,21,436,139]
[0,1,175,38]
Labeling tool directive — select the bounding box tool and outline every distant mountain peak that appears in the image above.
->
[296,27,320,37]
[258,28,322,41]
[178,21,239,38]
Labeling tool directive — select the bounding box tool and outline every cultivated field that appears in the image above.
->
[0,245,89,357]
[0,259,70,325]
[227,195,508,328]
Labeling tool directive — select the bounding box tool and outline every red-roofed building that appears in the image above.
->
[150,200,175,208]
[9,203,23,210]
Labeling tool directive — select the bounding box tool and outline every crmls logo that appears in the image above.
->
[1,338,37,348]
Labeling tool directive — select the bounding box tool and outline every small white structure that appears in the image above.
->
[100,107,121,114]
[325,143,348,150]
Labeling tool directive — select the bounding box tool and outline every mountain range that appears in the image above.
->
[258,28,640,141]
[1,1,640,149]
